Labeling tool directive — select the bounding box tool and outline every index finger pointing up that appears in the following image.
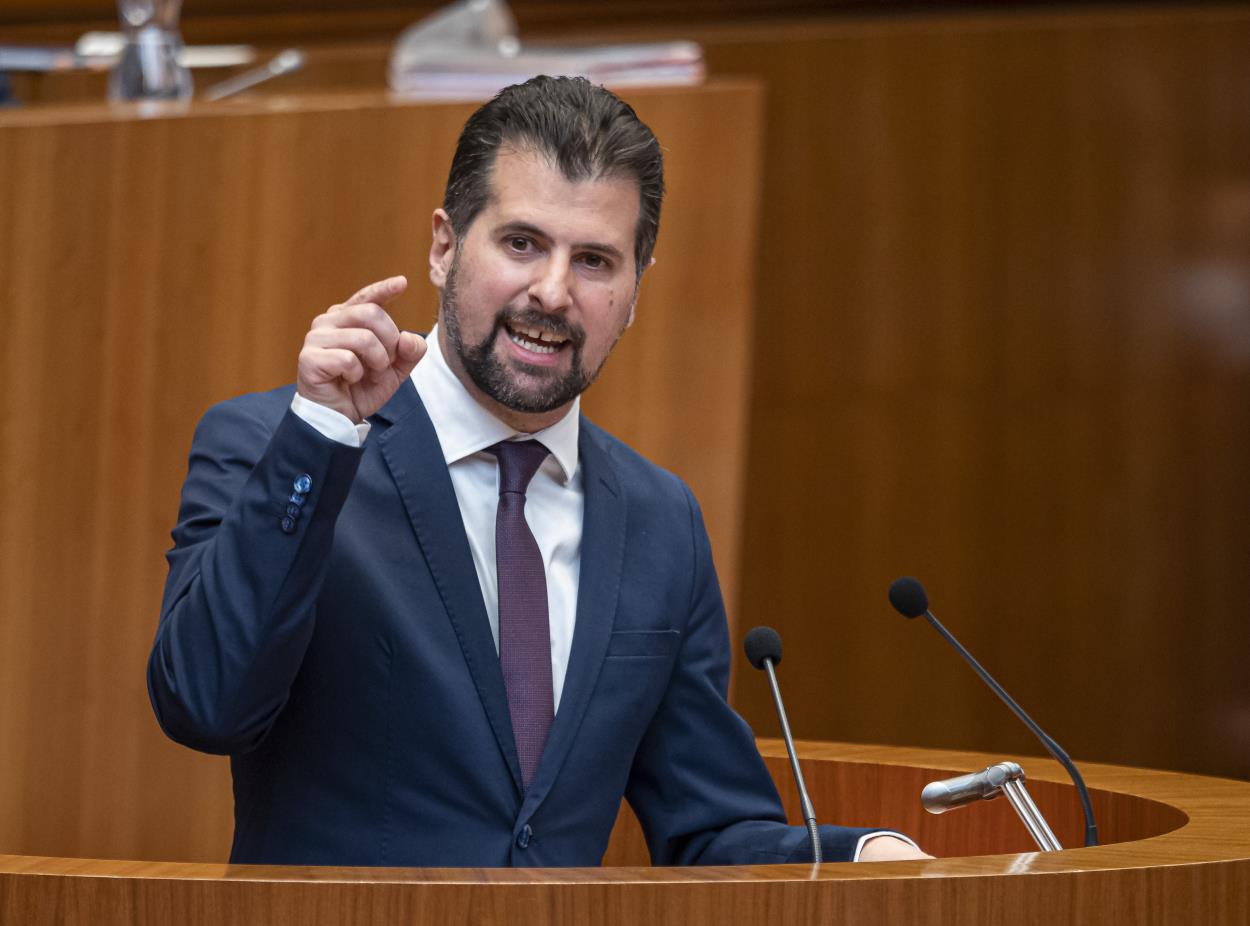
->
[343,275,408,308]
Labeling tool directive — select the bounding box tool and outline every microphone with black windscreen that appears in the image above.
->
[744,626,822,863]
[888,576,1098,847]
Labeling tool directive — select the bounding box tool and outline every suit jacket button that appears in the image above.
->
[516,824,532,849]
[289,491,306,507]
[286,504,302,519]
[293,474,313,494]
[280,516,297,534]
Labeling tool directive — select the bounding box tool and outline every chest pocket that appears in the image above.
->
[604,629,681,660]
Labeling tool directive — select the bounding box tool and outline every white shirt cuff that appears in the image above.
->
[290,393,371,447]
[852,830,920,862]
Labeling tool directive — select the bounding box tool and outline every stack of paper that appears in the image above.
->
[388,0,704,99]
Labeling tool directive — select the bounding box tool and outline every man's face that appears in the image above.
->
[430,145,643,429]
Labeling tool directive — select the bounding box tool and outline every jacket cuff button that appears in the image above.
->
[280,516,297,534]
[293,474,313,494]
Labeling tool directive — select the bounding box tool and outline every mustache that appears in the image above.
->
[496,308,586,349]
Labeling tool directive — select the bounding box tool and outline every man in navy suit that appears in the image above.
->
[149,76,926,867]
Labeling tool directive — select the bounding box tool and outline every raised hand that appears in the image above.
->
[296,276,427,423]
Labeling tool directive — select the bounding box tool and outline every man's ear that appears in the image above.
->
[625,256,655,328]
[429,209,456,287]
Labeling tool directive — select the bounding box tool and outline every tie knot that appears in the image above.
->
[489,440,550,495]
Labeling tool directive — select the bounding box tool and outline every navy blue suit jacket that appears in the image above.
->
[149,381,879,866]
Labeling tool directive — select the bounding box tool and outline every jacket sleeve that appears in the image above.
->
[147,397,364,755]
[623,483,884,864]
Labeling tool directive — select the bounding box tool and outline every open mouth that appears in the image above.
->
[505,322,571,356]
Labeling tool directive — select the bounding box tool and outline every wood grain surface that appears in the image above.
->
[697,3,1250,787]
[13,2,1243,783]
[3,0,1249,902]
[0,83,762,863]
[2,740,1248,925]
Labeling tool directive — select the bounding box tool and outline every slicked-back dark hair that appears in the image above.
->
[442,75,664,275]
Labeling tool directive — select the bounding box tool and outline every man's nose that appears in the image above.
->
[528,255,573,312]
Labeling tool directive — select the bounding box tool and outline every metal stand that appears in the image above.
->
[921,761,1062,852]
[1000,772,1062,851]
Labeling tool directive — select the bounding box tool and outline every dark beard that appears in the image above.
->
[440,254,598,415]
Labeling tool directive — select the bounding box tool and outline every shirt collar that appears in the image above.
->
[411,324,580,485]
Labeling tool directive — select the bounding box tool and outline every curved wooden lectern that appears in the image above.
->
[2,740,1248,924]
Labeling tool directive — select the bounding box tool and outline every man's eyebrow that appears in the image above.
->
[495,221,625,261]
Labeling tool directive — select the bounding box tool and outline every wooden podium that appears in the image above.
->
[2,70,1248,926]
[2,739,1249,924]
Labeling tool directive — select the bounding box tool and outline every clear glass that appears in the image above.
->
[108,0,193,102]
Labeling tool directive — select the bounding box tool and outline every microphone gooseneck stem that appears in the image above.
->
[923,610,1099,847]
[762,658,822,863]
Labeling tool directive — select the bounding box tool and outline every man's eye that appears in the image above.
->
[508,236,531,252]
[580,253,607,270]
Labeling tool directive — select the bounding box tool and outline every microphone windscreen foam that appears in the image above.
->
[888,576,930,618]
[744,626,783,669]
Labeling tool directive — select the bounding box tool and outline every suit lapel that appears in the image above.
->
[521,421,625,816]
[371,382,524,797]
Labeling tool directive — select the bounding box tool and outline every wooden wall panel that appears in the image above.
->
[696,6,1250,783]
[0,82,762,861]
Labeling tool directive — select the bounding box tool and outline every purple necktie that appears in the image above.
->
[488,439,554,789]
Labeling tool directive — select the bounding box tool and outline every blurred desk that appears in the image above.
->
[4,41,394,104]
